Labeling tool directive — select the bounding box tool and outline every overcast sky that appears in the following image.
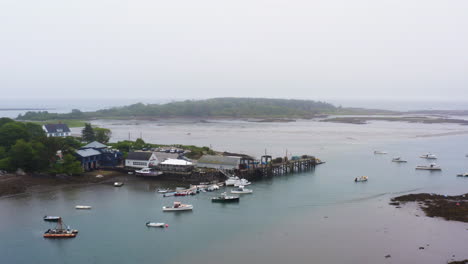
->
[1,0,467,101]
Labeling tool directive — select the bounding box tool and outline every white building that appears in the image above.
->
[125,152,159,169]
[42,124,71,137]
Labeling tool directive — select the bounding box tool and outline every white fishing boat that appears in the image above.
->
[163,202,193,211]
[456,173,468,177]
[146,222,167,228]
[225,176,240,186]
[374,151,388,154]
[420,153,437,159]
[234,178,251,187]
[162,192,176,197]
[392,157,407,163]
[354,176,368,182]
[135,167,163,177]
[206,184,219,191]
[114,182,124,187]
[415,163,441,170]
[75,205,92,210]
[231,185,253,194]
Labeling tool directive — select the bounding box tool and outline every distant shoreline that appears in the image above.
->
[0,108,55,111]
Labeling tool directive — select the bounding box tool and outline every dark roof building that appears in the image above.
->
[75,141,123,171]
[127,152,153,160]
[42,124,71,137]
[82,141,107,149]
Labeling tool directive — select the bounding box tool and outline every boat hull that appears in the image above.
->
[75,205,92,209]
[162,206,193,211]
[231,190,253,194]
[416,167,441,171]
[146,222,165,227]
[43,216,61,222]
[211,197,240,203]
[43,233,77,238]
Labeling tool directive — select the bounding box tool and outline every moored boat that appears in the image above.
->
[225,176,240,186]
[420,153,437,159]
[234,178,251,187]
[43,216,61,222]
[146,222,168,228]
[157,188,170,193]
[75,205,92,209]
[114,182,124,187]
[374,151,388,154]
[415,163,441,170]
[392,157,407,163]
[163,202,193,211]
[135,167,163,177]
[43,218,78,238]
[456,173,468,177]
[231,186,253,194]
[212,192,240,203]
[206,184,219,191]
[163,192,177,197]
[354,176,368,182]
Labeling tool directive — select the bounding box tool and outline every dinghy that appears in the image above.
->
[146,222,167,228]
[75,205,92,209]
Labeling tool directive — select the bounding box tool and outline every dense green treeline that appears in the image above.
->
[0,118,83,174]
[17,98,337,121]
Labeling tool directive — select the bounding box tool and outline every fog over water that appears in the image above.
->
[1,0,468,101]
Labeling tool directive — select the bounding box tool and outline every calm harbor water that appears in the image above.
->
[1,121,468,264]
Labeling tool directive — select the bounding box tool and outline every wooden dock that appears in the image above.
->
[238,156,318,180]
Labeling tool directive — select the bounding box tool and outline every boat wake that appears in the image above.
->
[289,189,424,208]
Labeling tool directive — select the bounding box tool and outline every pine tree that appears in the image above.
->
[81,123,95,143]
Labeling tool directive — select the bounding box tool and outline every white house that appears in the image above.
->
[42,124,71,137]
[125,152,159,169]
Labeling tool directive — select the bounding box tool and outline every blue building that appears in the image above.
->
[75,141,123,171]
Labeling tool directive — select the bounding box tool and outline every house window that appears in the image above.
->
[132,161,147,166]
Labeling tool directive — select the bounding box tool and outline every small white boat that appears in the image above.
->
[456,173,468,177]
[114,182,124,187]
[157,188,170,193]
[420,153,437,159]
[374,151,388,154]
[135,167,163,177]
[234,179,251,187]
[75,205,92,210]
[163,202,193,212]
[354,176,368,182]
[415,163,441,170]
[206,184,219,191]
[231,186,253,194]
[225,176,240,186]
[392,157,407,163]
[146,222,167,228]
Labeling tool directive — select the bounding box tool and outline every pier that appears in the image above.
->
[237,155,318,180]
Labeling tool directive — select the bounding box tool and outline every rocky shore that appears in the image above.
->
[390,193,468,223]
[0,170,126,198]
